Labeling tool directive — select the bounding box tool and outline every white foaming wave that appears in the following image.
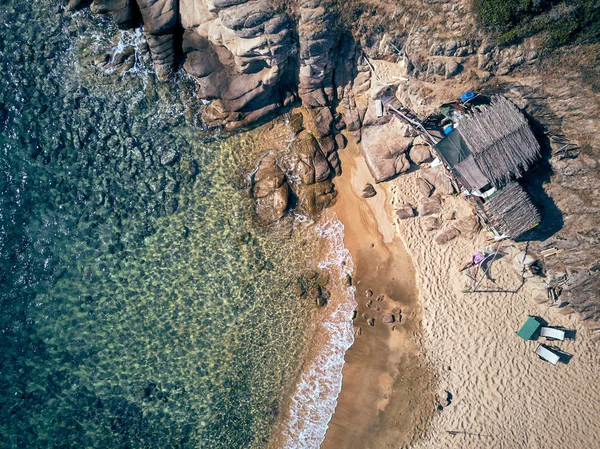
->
[280,211,357,449]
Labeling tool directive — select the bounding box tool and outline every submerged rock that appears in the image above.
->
[252,154,289,222]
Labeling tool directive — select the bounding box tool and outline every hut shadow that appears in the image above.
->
[516,114,564,242]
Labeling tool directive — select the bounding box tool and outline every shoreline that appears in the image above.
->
[320,136,436,449]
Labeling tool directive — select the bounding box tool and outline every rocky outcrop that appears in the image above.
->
[138,0,178,80]
[289,131,338,216]
[85,0,348,132]
[294,134,331,185]
[180,0,294,128]
[89,0,177,79]
[90,0,139,28]
[361,117,414,183]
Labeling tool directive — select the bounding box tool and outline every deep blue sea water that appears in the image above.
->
[0,2,327,447]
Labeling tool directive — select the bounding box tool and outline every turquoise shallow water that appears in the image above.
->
[0,2,324,448]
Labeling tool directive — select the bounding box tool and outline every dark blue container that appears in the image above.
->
[461,90,475,102]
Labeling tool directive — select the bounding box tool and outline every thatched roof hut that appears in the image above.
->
[483,182,541,237]
[435,96,541,190]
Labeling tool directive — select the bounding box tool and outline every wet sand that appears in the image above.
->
[321,137,436,449]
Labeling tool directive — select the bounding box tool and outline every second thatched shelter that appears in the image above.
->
[483,182,541,237]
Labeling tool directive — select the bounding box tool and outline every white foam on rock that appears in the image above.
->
[280,210,357,449]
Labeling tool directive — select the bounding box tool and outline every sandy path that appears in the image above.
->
[389,170,600,449]
[320,139,435,449]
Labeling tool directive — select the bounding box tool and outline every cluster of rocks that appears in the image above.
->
[353,290,403,336]
[76,0,600,333]
[393,163,481,245]
[251,114,337,222]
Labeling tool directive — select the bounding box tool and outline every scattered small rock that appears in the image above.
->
[351,309,357,320]
[396,204,416,220]
[344,275,353,287]
[307,286,321,301]
[362,183,377,198]
[445,60,462,78]
[375,305,381,311]
[366,300,372,308]
[418,195,442,216]
[368,317,375,326]
[366,289,373,298]
[361,313,368,320]
[443,391,453,407]
[417,177,434,198]
[443,210,456,220]
[289,113,304,134]
[316,271,330,287]
[356,327,362,336]
[410,145,432,165]
[423,216,441,231]
[382,314,395,323]
[376,294,385,302]
[435,227,461,245]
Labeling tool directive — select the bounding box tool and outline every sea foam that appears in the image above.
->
[279,211,357,449]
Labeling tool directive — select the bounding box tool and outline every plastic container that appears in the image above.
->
[443,125,454,135]
[461,90,475,102]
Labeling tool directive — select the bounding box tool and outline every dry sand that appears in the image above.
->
[323,133,600,449]
[391,169,600,449]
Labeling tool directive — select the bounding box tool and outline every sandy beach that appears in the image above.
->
[321,138,436,449]
[322,133,600,448]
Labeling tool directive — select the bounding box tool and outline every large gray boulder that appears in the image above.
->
[361,118,414,183]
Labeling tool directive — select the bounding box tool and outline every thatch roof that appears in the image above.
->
[459,96,541,188]
[434,96,541,191]
[483,182,540,237]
